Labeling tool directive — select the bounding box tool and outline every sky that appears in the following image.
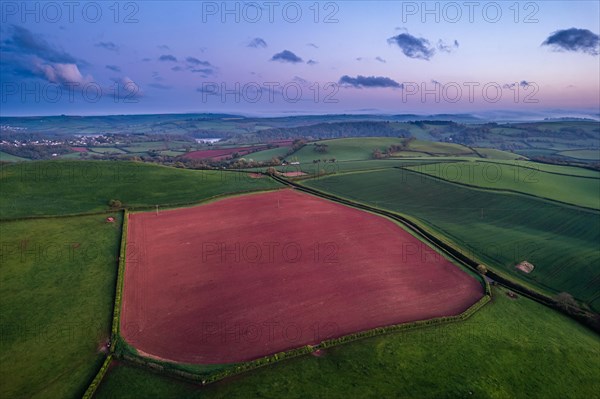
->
[1,0,599,117]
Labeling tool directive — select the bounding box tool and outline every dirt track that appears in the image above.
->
[121,189,483,363]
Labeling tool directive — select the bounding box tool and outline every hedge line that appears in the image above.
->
[0,209,117,222]
[316,294,491,350]
[124,187,282,213]
[111,209,129,343]
[81,354,112,399]
[80,210,127,398]
[116,292,491,387]
[0,187,283,222]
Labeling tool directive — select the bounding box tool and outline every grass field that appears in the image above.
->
[0,151,29,162]
[405,161,600,209]
[403,140,475,156]
[474,148,524,160]
[290,138,407,162]
[95,286,600,398]
[304,169,600,310]
[244,146,291,162]
[0,214,122,399]
[88,147,127,155]
[557,149,600,161]
[480,159,600,178]
[0,161,279,219]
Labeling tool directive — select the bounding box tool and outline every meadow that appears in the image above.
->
[0,161,278,219]
[0,214,122,399]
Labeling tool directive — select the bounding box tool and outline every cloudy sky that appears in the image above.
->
[1,1,599,117]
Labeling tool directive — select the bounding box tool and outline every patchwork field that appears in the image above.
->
[121,189,483,363]
[304,169,600,310]
[183,143,291,161]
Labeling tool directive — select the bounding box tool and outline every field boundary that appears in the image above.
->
[471,159,600,179]
[115,290,490,387]
[110,186,491,387]
[0,187,283,222]
[283,174,600,333]
[81,209,128,398]
[81,355,113,399]
[397,166,600,212]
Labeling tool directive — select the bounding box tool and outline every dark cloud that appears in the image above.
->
[248,38,267,48]
[95,41,119,52]
[542,28,599,55]
[106,65,121,72]
[191,68,214,75]
[355,57,363,61]
[375,56,386,63]
[270,50,303,63]
[339,75,402,89]
[388,33,435,60]
[158,44,170,50]
[1,25,91,87]
[186,57,211,67]
[158,54,177,62]
[437,39,459,53]
[307,43,319,48]
[171,66,183,72]
[4,25,78,63]
[502,80,533,89]
[306,59,318,65]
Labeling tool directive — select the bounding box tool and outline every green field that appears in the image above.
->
[0,161,279,219]
[290,137,407,162]
[482,159,600,178]
[88,147,127,155]
[405,161,600,209]
[0,151,29,162]
[557,149,600,161]
[474,148,524,160]
[95,286,600,398]
[59,152,86,160]
[244,146,291,162]
[403,140,475,156]
[304,169,600,310]
[121,141,193,153]
[0,214,122,399]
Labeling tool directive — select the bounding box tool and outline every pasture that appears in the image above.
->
[0,214,122,399]
[0,161,279,219]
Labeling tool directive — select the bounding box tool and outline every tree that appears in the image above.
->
[372,148,383,159]
[555,292,580,313]
[108,199,122,209]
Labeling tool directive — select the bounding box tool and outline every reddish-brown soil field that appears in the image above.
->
[281,171,307,177]
[183,142,291,161]
[70,147,88,152]
[121,189,483,364]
